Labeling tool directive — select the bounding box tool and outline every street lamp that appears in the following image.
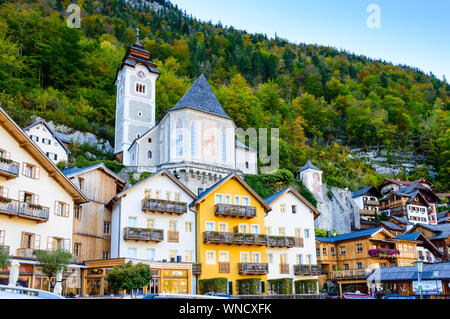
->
[433,270,439,299]
[415,261,424,299]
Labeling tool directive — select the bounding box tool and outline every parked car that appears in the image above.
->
[382,294,417,299]
[325,292,340,299]
[341,292,375,299]
[143,293,231,299]
[0,285,65,299]
[204,292,236,299]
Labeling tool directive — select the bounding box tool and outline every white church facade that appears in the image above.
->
[114,37,257,193]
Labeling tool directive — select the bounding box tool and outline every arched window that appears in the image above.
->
[176,120,183,157]
[191,121,197,158]
[148,151,152,159]
[221,128,227,163]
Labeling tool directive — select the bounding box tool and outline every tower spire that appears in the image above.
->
[135,26,142,46]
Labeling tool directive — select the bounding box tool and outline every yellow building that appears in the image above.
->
[189,173,272,295]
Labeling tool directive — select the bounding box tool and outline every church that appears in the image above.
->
[114,35,258,192]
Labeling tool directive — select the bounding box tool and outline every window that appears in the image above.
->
[240,252,250,263]
[252,252,261,263]
[147,249,155,261]
[74,243,81,257]
[239,224,248,234]
[155,191,160,199]
[245,162,249,169]
[316,248,320,257]
[344,264,349,270]
[166,192,171,201]
[225,194,232,204]
[340,246,346,255]
[147,218,155,229]
[206,222,215,232]
[267,253,273,263]
[304,229,310,239]
[148,151,152,159]
[148,138,152,143]
[185,222,192,233]
[74,205,82,220]
[221,128,227,163]
[52,237,64,250]
[306,255,312,265]
[55,202,69,217]
[136,82,146,94]
[292,205,297,214]
[219,251,229,262]
[331,248,336,256]
[176,120,183,157]
[191,121,197,157]
[357,263,363,269]
[128,217,137,228]
[280,204,286,213]
[145,189,152,199]
[185,251,193,262]
[234,195,241,205]
[46,153,58,161]
[356,244,363,253]
[242,196,250,206]
[265,226,272,235]
[296,254,303,265]
[215,194,223,204]
[128,248,137,259]
[174,193,181,202]
[42,138,51,145]
[103,222,111,235]
[30,135,39,142]
[280,254,287,265]
[169,220,177,232]
[102,251,110,260]
[78,178,85,191]
[322,247,327,256]
[0,230,4,245]
[206,251,216,265]
[251,225,259,234]
[295,228,301,238]
[23,163,39,179]
[169,250,177,261]
[278,227,286,236]
[218,222,228,233]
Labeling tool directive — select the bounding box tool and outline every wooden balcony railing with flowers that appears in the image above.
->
[142,198,187,215]
[0,198,49,223]
[368,248,400,259]
[215,204,257,219]
[238,263,269,275]
[294,265,322,276]
[123,227,164,242]
[0,158,20,179]
[203,231,302,248]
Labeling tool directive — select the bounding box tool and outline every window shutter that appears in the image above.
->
[19,191,25,203]
[35,166,40,179]
[22,164,26,176]
[34,234,41,250]
[64,204,69,217]
[64,239,71,252]
[47,236,53,251]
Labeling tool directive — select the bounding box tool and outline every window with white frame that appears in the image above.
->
[206,222,215,232]
[0,230,5,245]
[295,228,301,238]
[221,128,227,163]
[185,221,192,233]
[240,252,250,263]
[242,196,250,206]
[128,217,137,228]
[251,225,259,234]
[147,249,155,261]
[234,195,241,205]
[46,152,57,160]
[219,251,229,262]
[296,254,303,265]
[218,222,228,233]
[252,252,261,263]
[190,121,197,157]
[239,224,248,234]
[147,218,155,229]
[267,253,273,263]
[176,120,183,157]
[128,248,137,259]
[135,82,146,94]
[206,251,216,265]
[185,251,193,262]
[225,194,232,204]
[304,228,310,238]
[265,226,272,235]
[103,222,111,235]
[215,194,223,204]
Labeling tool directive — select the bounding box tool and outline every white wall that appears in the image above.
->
[0,125,74,254]
[24,123,69,164]
[235,146,258,175]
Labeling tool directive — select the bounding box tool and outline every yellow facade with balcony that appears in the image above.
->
[190,174,272,295]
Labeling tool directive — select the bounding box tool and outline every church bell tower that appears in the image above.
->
[114,29,160,165]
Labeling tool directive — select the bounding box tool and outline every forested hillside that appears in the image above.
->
[0,0,448,192]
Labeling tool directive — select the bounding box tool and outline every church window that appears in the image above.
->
[191,121,197,157]
[148,151,152,159]
[245,162,249,169]
[136,83,146,94]
[176,120,183,157]
[221,128,226,163]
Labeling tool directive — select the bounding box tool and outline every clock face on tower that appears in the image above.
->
[137,70,145,79]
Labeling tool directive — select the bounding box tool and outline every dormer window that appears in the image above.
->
[136,83,146,94]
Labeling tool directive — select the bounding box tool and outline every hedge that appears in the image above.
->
[268,278,293,295]
[294,279,318,294]
[236,278,261,295]
[198,278,228,295]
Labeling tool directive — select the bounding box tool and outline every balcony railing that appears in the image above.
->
[192,263,202,275]
[123,227,164,242]
[16,248,35,258]
[0,158,20,178]
[238,263,269,275]
[268,236,302,248]
[219,262,230,273]
[142,198,187,215]
[0,199,49,222]
[203,231,268,246]
[368,248,400,259]
[293,265,322,276]
[329,269,369,280]
[0,245,10,255]
[363,200,379,206]
[168,231,179,243]
[359,209,376,216]
[215,204,257,219]
[280,264,290,274]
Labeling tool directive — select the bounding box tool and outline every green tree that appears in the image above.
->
[0,245,10,269]
[33,248,73,291]
[106,262,152,297]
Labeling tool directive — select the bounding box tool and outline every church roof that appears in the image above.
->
[298,160,321,173]
[169,74,232,120]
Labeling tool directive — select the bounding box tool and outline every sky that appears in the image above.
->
[170,0,450,81]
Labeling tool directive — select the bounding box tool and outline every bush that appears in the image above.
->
[198,278,228,295]
[294,279,318,294]
[268,278,293,295]
[106,261,152,295]
[236,278,262,295]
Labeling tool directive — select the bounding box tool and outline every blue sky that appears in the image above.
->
[170,0,450,81]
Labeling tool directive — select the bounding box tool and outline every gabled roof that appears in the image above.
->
[316,228,393,243]
[62,162,126,188]
[405,223,450,241]
[264,186,320,218]
[169,74,232,120]
[298,160,321,173]
[352,186,382,198]
[189,173,272,212]
[0,106,87,204]
[367,262,450,282]
[106,169,196,208]
[380,178,433,188]
[390,215,411,225]
[395,232,443,257]
[380,221,404,231]
[23,120,71,154]
[395,232,422,241]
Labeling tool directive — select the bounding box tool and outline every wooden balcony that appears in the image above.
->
[368,248,400,259]
[363,200,379,206]
[142,198,187,215]
[329,269,369,281]
[268,236,301,248]
[123,227,164,242]
[238,263,269,275]
[215,204,257,219]
[280,264,290,274]
[192,263,202,275]
[219,262,230,273]
[16,248,35,258]
[0,245,9,255]
[203,231,268,246]
[294,265,322,276]
[0,199,49,223]
[168,231,179,243]
[0,158,20,179]
[359,209,376,216]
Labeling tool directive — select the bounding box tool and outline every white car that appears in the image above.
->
[0,285,65,299]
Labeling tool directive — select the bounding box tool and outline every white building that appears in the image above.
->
[107,169,197,291]
[0,106,88,292]
[264,186,321,293]
[23,120,71,164]
[114,37,257,193]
